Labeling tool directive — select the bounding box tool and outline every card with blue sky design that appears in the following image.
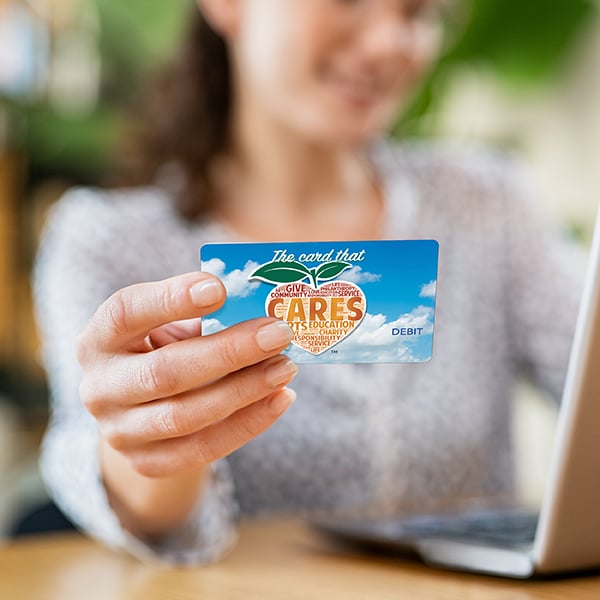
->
[200,240,439,364]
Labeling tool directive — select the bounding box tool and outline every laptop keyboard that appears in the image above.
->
[397,508,539,548]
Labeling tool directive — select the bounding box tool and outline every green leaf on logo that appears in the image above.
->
[314,261,352,282]
[250,261,312,285]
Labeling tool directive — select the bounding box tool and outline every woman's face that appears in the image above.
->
[229,0,442,144]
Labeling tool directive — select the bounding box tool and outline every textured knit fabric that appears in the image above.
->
[33,140,583,565]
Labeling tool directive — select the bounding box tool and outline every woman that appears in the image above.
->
[34,0,581,564]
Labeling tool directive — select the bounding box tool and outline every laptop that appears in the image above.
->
[312,206,600,578]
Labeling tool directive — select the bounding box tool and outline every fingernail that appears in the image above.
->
[256,321,293,352]
[190,279,222,308]
[269,387,297,412]
[265,357,298,387]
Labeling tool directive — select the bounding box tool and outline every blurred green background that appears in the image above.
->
[3,0,597,190]
[0,0,599,532]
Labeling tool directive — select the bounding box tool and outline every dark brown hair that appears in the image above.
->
[123,9,231,220]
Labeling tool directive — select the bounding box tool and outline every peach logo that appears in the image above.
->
[250,260,366,355]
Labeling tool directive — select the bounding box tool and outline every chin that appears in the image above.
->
[331,128,386,147]
[309,95,402,145]
[306,115,394,147]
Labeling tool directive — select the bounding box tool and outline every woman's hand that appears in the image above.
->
[76,272,296,537]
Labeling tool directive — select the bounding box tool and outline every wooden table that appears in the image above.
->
[2,519,600,599]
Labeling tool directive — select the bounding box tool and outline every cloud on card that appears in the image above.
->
[201,317,226,335]
[342,266,381,284]
[345,306,434,348]
[284,305,434,364]
[419,280,437,298]
[201,258,261,298]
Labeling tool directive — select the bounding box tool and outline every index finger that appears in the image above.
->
[84,272,225,353]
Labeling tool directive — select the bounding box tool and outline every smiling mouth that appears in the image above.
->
[324,69,396,109]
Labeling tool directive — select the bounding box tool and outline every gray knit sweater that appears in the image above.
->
[33,140,582,564]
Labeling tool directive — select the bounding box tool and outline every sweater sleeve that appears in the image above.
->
[33,188,239,565]
[498,159,586,402]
